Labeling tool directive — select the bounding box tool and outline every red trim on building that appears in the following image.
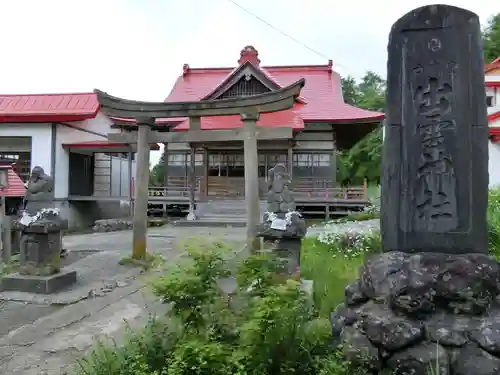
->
[0,93,99,123]
[486,57,500,74]
[487,82,500,88]
[62,140,160,151]
[489,111,500,122]
[174,110,305,131]
[0,164,25,197]
[488,113,500,143]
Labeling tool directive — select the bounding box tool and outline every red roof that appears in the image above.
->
[486,57,500,74]
[62,140,160,151]
[174,109,304,131]
[0,93,99,123]
[0,164,25,197]
[163,47,384,131]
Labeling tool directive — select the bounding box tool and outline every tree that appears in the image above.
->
[483,13,500,64]
[357,71,386,112]
[343,127,382,185]
[340,75,359,106]
[338,72,386,185]
[150,151,166,186]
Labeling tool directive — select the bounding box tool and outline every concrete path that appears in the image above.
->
[0,225,246,375]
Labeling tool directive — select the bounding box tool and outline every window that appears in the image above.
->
[168,153,204,166]
[292,153,331,167]
[209,154,222,166]
[217,76,270,99]
[167,154,185,166]
[186,153,204,166]
[487,96,495,107]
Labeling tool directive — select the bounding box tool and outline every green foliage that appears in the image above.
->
[0,257,20,278]
[339,71,385,185]
[149,150,166,186]
[483,13,500,64]
[119,252,165,271]
[341,71,385,112]
[338,127,382,185]
[488,187,500,259]
[78,241,362,375]
[301,231,381,317]
[75,318,178,375]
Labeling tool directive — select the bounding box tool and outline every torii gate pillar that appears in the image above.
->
[241,109,261,251]
[132,117,152,259]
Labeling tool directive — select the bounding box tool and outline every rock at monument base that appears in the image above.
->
[2,269,77,294]
[332,251,500,375]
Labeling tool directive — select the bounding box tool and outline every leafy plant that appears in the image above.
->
[78,241,357,375]
[488,187,500,259]
[75,317,177,375]
[483,13,500,64]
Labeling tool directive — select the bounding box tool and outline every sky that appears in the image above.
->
[0,0,498,166]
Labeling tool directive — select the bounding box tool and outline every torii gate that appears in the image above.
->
[94,78,305,259]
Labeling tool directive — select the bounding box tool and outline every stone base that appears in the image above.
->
[2,270,77,294]
[332,252,500,375]
[262,237,302,275]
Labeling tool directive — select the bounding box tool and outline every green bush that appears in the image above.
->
[77,244,362,375]
[489,187,500,259]
[75,318,178,375]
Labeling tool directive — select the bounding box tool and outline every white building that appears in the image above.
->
[381,58,500,188]
[0,93,159,229]
[486,58,500,187]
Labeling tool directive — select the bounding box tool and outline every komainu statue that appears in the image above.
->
[257,163,306,276]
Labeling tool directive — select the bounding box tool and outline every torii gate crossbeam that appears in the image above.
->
[94,79,305,258]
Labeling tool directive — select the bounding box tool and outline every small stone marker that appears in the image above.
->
[382,4,489,254]
[2,167,76,294]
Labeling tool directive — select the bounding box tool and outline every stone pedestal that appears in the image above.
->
[332,252,500,375]
[262,236,301,275]
[3,208,76,294]
[2,270,77,294]
[257,211,307,276]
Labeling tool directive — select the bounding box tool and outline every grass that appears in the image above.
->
[365,184,380,200]
[299,186,500,320]
[0,256,20,279]
[118,252,165,271]
[301,237,365,316]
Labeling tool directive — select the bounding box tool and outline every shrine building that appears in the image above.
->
[2,48,500,227]
[0,95,159,228]
[153,46,385,198]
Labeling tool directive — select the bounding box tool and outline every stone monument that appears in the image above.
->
[2,167,76,294]
[331,6,500,375]
[257,164,306,276]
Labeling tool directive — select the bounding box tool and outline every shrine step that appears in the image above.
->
[173,217,247,228]
[173,200,267,227]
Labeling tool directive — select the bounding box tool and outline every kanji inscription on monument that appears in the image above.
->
[382,5,489,254]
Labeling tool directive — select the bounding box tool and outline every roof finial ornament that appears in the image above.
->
[238,45,261,66]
